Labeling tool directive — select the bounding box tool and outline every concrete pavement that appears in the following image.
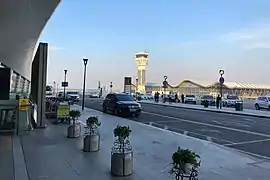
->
[82,99,270,159]
[18,104,270,180]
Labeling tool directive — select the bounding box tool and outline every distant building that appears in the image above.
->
[141,80,270,98]
[135,52,148,93]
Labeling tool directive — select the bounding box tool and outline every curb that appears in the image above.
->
[140,101,270,119]
[12,136,29,180]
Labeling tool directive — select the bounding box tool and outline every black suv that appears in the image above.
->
[102,93,141,117]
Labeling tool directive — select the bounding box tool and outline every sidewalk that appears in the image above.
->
[18,105,270,180]
[140,100,270,118]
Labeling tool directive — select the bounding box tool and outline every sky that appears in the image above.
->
[40,0,270,90]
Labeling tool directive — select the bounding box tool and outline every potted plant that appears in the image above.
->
[67,110,81,138]
[83,116,101,152]
[111,125,133,176]
[170,147,200,179]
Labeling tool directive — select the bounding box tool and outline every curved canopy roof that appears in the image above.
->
[0,0,60,79]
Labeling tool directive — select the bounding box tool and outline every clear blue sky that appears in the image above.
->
[40,0,270,89]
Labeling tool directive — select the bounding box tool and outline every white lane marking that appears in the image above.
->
[152,122,233,144]
[243,118,256,123]
[235,149,270,161]
[199,129,222,134]
[212,120,223,125]
[142,111,270,138]
[206,136,213,142]
[224,139,270,146]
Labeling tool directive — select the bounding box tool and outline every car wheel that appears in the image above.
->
[114,108,120,116]
[135,113,140,117]
[102,106,107,113]
[194,102,196,105]
[255,104,260,110]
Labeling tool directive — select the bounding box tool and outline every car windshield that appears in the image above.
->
[67,92,79,95]
[186,95,195,98]
[227,95,239,100]
[116,94,134,101]
[203,95,213,99]
[268,97,270,101]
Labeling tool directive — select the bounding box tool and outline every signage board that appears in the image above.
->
[19,98,29,111]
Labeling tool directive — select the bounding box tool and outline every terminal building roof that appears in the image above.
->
[146,80,270,90]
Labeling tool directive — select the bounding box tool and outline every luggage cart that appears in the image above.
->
[56,102,71,123]
[45,98,58,119]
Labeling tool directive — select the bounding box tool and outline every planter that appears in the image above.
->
[183,163,192,174]
[67,124,81,138]
[111,151,133,176]
[83,134,100,152]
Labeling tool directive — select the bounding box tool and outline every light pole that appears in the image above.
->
[53,81,56,96]
[82,58,88,111]
[110,82,113,93]
[219,70,225,109]
[63,69,67,99]
[163,76,168,94]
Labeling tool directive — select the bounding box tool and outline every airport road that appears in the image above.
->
[79,98,270,159]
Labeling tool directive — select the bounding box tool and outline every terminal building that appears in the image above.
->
[143,80,270,99]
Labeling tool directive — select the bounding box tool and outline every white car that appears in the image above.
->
[255,96,270,110]
[184,95,196,104]
[223,95,240,107]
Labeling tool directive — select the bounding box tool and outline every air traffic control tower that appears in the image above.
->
[135,52,148,93]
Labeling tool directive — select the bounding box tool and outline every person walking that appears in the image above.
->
[181,94,185,103]
[216,95,221,109]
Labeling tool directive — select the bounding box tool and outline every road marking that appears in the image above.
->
[142,111,270,138]
[151,122,233,144]
[206,136,213,142]
[199,129,222,134]
[224,139,270,146]
[243,118,256,123]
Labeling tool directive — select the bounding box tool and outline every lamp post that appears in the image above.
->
[53,81,56,96]
[219,70,225,109]
[63,69,67,99]
[82,58,88,111]
[110,82,113,93]
[163,76,168,94]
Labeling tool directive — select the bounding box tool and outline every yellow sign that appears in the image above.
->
[57,104,70,117]
[19,98,29,111]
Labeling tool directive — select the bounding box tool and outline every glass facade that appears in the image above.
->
[9,70,30,99]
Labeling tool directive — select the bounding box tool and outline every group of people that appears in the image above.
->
[154,92,186,104]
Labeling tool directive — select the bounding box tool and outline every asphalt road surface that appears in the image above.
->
[80,98,270,159]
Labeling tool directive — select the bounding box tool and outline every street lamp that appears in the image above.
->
[219,70,225,109]
[82,58,88,111]
[163,76,168,93]
[63,69,67,99]
[53,81,56,96]
[110,82,113,92]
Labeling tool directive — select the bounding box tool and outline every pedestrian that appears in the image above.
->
[157,92,160,103]
[181,94,185,103]
[175,93,178,103]
[169,92,172,104]
[216,95,221,109]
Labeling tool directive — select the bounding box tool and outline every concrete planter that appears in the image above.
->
[183,163,193,174]
[111,151,133,176]
[83,134,100,152]
[67,124,81,138]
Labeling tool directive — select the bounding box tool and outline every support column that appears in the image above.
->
[30,42,48,128]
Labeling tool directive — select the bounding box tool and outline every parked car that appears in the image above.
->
[184,95,196,104]
[201,95,215,106]
[102,92,141,117]
[254,96,270,110]
[66,92,80,102]
[223,95,240,107]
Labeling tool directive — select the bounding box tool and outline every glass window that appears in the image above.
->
[116,94,133,101]
[227,95,239,100]
[186,95,195,98]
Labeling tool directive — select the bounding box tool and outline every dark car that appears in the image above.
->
[102,93,141,117]
[201,95,215,106]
